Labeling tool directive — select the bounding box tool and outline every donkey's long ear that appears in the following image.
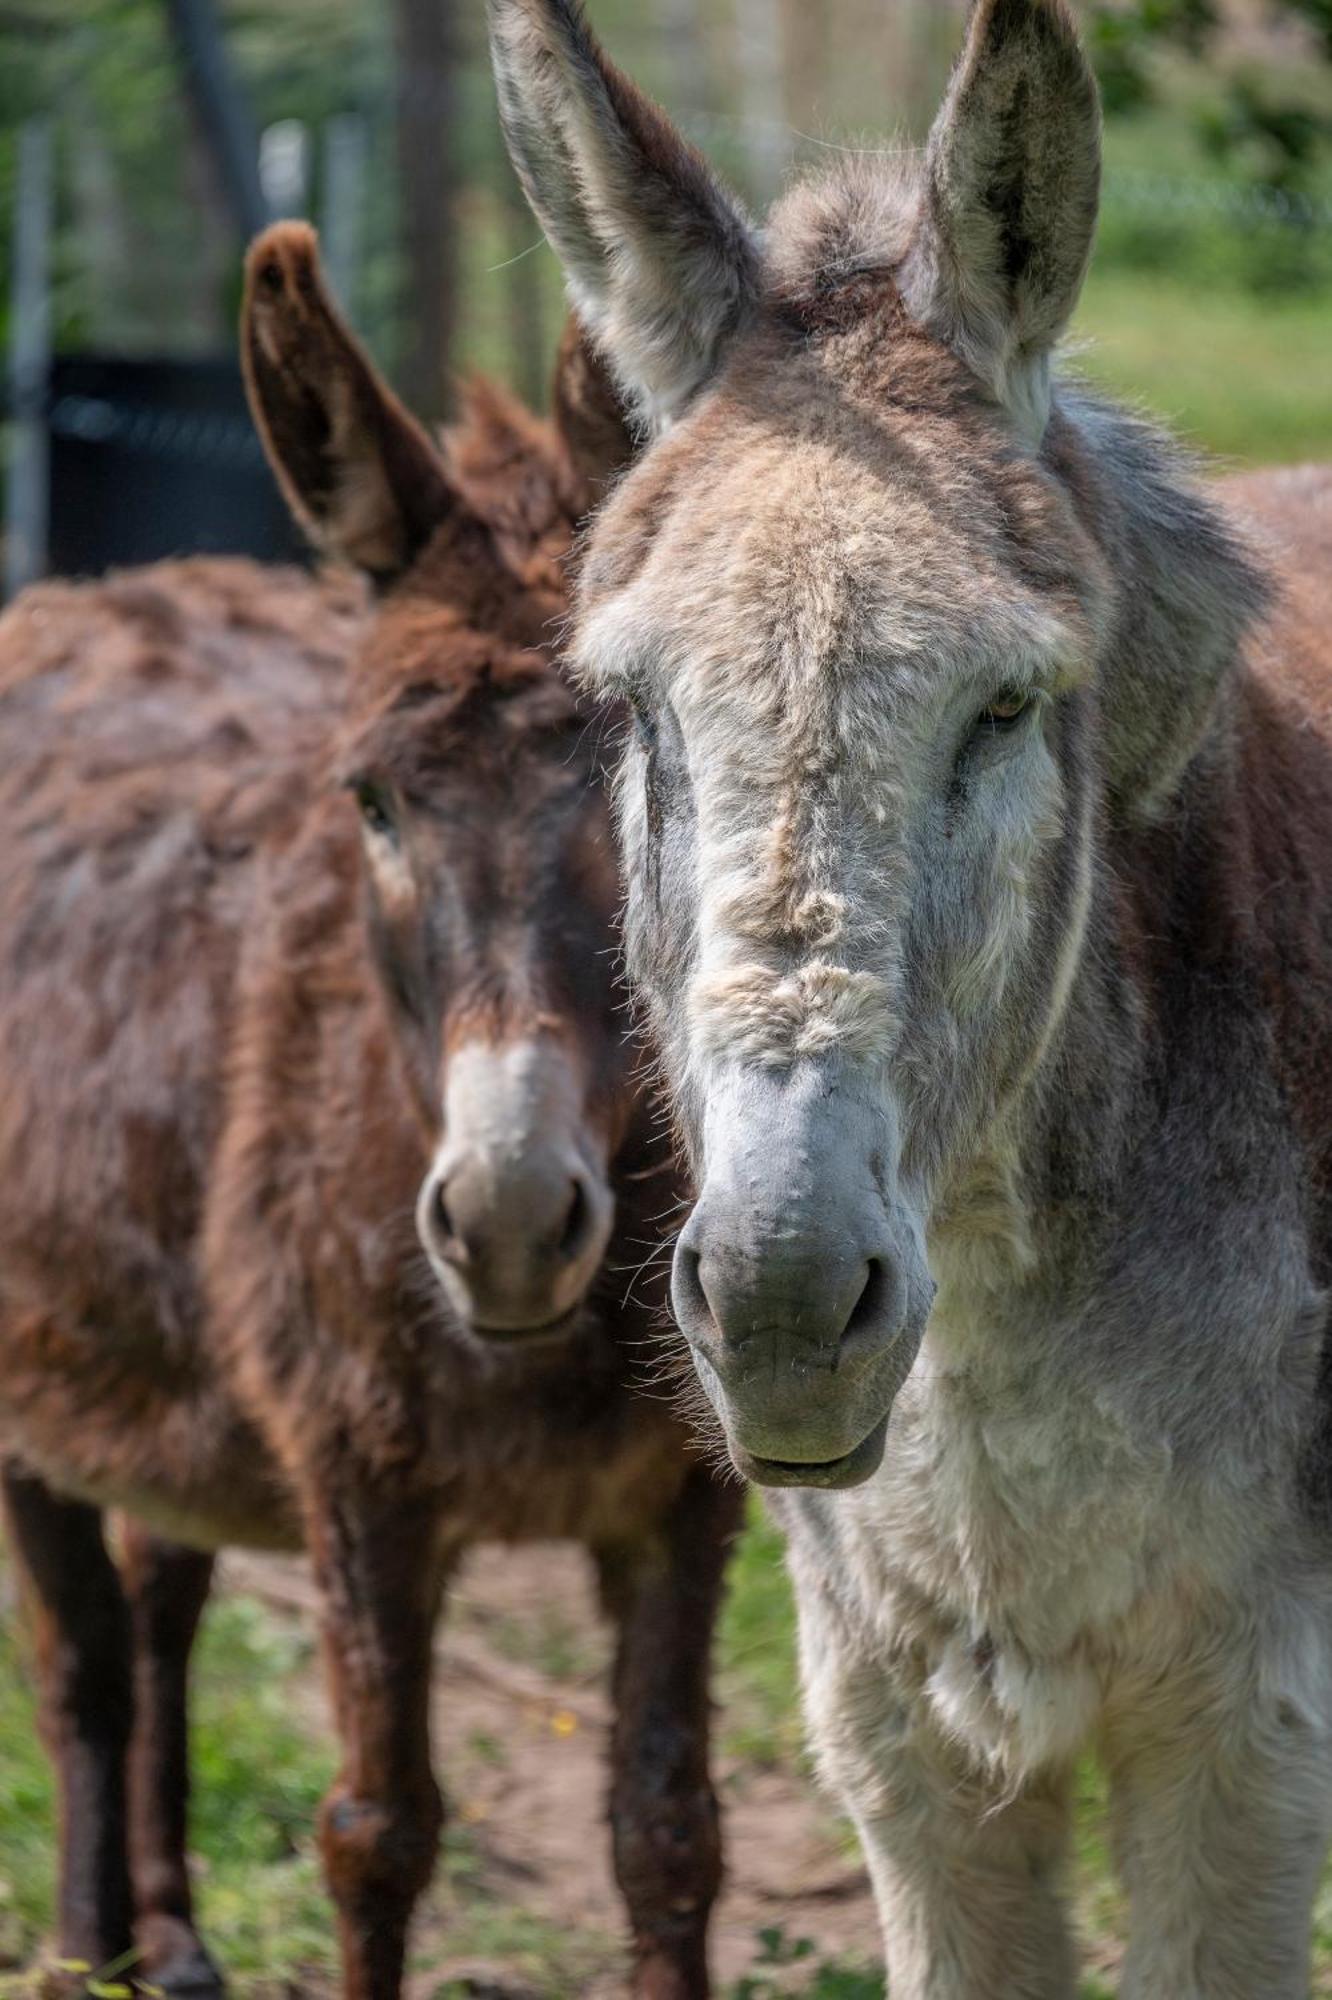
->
[242,223,454,581]
[488,0,758,432]
[903,0,1101,441]
[551,316,636,512]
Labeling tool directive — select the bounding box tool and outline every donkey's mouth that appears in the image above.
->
[469,1303,585,1349]
[734,1417,889,1492]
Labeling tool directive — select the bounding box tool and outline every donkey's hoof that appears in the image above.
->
[135,1919,226,2000]
[149,1948,224,2000]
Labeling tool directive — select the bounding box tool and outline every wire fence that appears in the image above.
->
[3,1,1330,592]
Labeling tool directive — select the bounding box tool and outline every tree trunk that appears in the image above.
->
[391,0,460,424]
[163,0,268,242]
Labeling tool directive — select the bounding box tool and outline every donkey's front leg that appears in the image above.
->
[1105,1621,1332,2000]
[596,1466,743,2000]
[798,1605,1077,2000]
[119,1520,222,1998]
[304,1488,451,2000]
[1,1466,136,1981]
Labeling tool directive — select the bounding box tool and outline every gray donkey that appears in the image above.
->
[487,0,1332,1993]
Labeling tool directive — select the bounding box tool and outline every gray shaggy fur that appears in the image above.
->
[492,1,1332,1992]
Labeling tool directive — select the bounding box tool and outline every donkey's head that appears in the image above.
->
[490,0,1253,1477]
[243,224,637,1341]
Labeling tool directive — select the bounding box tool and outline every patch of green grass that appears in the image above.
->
[417,1824,623,1998]
[169,1597,335,1990]
[1073,266,1332,464]
[727,1926,883,1999]
[1313,1866,1332,1994]
[483,1600,602,1684]
[0,1593,55,1970]
[0,1584,338,1994]
[463,1729,507,1770]
[420,1904,620,2000]
[717,1501,803,1768]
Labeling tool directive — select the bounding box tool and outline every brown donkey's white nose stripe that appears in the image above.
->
[417,1037,614,1336]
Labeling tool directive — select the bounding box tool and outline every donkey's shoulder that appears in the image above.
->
[1221,464,1332,726]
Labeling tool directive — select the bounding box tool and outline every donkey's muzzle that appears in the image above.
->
[422,1152,609,1336]
[418,1037,614,1339]
[670,1063,932,1484]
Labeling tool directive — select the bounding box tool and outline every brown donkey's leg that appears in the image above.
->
[1,1465,136,1978]
[597,1466,744,2000]
[305,1490,450,2000]
[119,1521,223,1998]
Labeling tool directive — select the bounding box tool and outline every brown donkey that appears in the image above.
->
[0,223,740,2000]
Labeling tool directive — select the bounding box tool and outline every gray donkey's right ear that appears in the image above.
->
[902,0,1101,443]
[487,0,758,433]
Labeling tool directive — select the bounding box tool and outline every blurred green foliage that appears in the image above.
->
[1087,0,1332,284]
[0,0,1329,376]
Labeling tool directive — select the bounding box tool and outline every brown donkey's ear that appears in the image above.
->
[903,0,1101,442]
[488,0,757,433]
[550,316,636,513]
[242,223,455,581]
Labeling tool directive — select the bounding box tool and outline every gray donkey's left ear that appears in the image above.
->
[903,0,1102,441]
[487,0,759,433]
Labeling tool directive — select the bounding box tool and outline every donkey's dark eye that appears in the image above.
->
[353,780,397,842]
[976,687,1035,734]
[628,697,658,755]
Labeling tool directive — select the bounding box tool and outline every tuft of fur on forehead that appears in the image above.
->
[765,157,922,309]
[342,381,591,729]
[690,960,899,1070]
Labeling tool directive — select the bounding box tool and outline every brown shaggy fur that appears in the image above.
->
[0,228,739,2000]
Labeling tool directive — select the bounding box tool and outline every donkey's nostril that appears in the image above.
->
[673,1214,901,1371]
[671,1243,716,1340]
[842,1256,895,1352]
[556,1178,592,1263]
[433,1183,467,1267]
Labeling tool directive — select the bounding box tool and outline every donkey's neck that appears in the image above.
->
[928,386,1273,1358]
[1047,383,1268,813]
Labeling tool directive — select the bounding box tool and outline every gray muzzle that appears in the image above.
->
[671,1061,932,1486]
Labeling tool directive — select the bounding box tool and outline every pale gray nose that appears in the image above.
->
[420,1146,611,1335]
[668,1063,932,1485]
[418,1036,615,1338]
[673,1192,906,1387]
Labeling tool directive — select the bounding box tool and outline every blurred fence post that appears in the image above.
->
[164,0,270,242]
[5,118,54,600]
[259,119,310,220]
[321,115,368,324]
[734,0,787,201]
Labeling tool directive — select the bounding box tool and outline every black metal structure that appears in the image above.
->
[45,355,306,578]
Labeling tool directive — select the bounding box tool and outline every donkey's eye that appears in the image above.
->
[976,687,1035,734]
[353,780,398,842]
[628,696,658,755]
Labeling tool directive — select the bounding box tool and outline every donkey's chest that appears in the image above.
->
[869,1364,1170,1646]
[783,1348,1193,1774]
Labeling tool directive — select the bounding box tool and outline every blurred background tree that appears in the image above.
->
[0,0,1329,450]
[1088,0,1332,287]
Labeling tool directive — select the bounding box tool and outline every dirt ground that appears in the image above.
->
[222,1544,882,1999]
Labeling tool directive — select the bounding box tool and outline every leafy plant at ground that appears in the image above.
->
[727,1927,882,2000]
